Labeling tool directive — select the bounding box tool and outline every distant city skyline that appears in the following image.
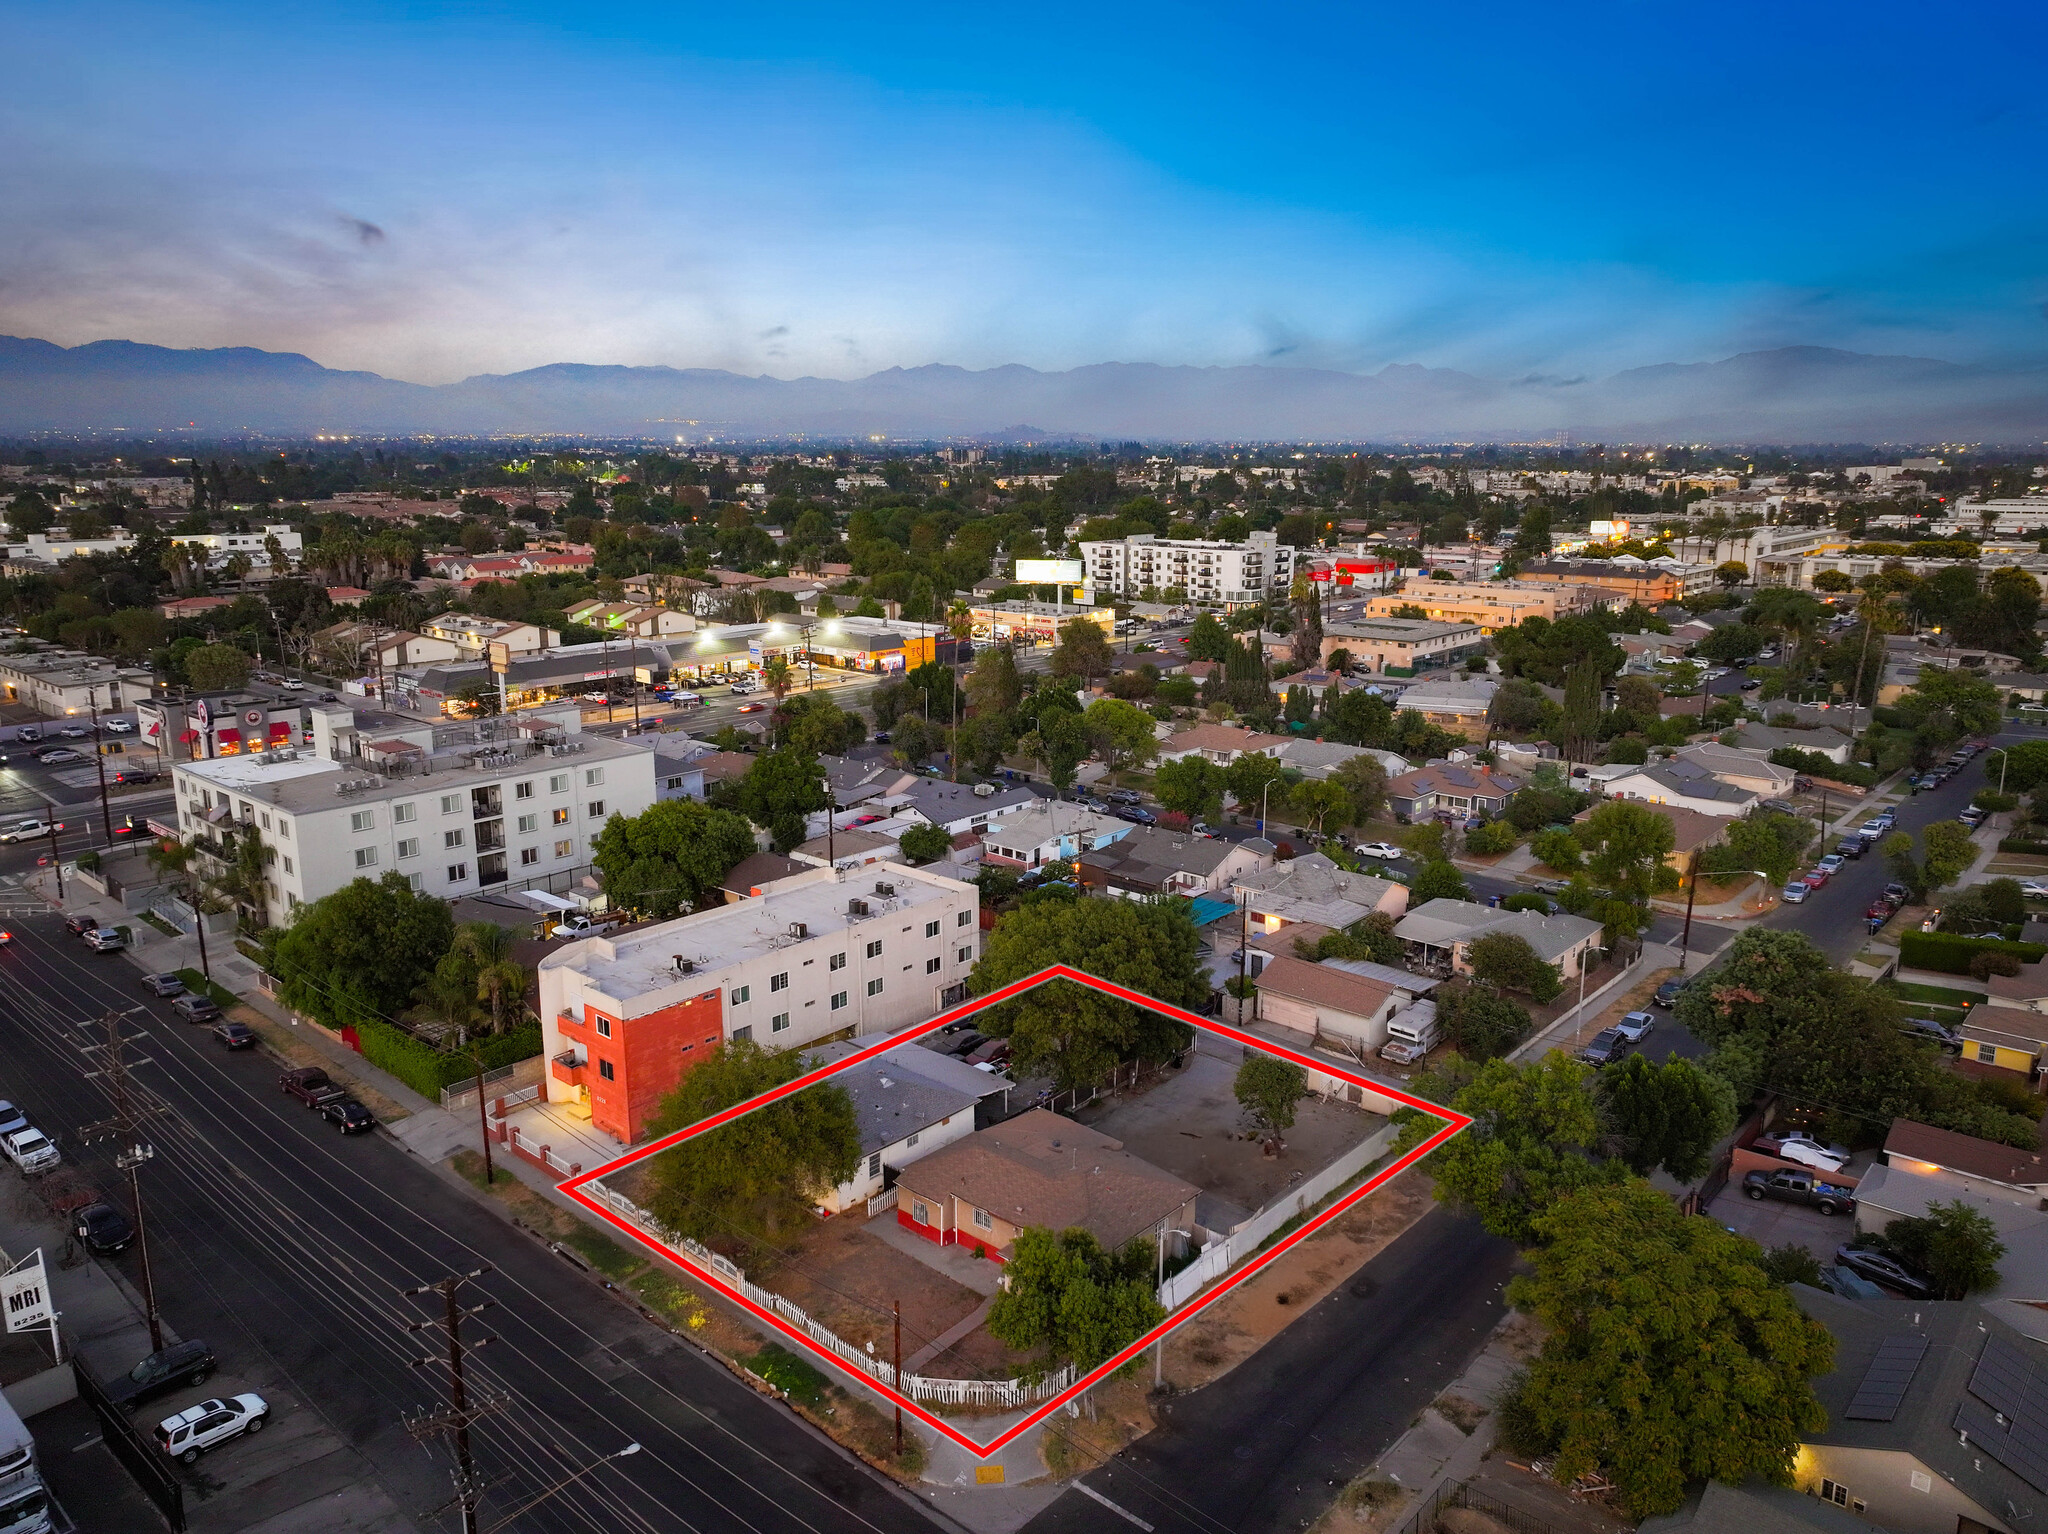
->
[3,1,2043,387]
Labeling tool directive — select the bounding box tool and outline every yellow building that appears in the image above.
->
[1363,579,1600,633]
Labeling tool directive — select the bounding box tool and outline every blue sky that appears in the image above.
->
[2,1,2042,382]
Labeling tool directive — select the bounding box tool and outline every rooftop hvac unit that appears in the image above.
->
[787,922,808,940]
[848,898,869,916]
[674,956,694,974]
[874,881,896,897]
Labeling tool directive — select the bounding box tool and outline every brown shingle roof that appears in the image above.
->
[895,1110,1198,1251]
[1253,955,1396,1016]
[718,852,805,897]
[1885,1118,2048,1186]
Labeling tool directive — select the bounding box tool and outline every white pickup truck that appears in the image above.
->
[552,914,625,940]
[2,1127,59,1175]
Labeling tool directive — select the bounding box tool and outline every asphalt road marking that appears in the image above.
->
[1075,1481,1155,1531]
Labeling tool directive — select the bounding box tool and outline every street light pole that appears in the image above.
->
[87,684,113,844]
[479,1442,641,1532]
[117,1145,164,1352]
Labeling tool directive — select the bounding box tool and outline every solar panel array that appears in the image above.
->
[1953,1331,2048,1493]
[1846,1333,1930,1421]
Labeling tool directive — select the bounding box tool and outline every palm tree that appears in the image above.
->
[763,656,793,706]
[454,922,529,1036]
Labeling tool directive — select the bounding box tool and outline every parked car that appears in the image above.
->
[103,719,135,734]
[1652,978,1685,1008]
[74,1201,135,1255]
[964,1038,1012,1068]
[1883,882,1914,904]
[169,994,220,1022]
[1899,1017,1961,1051]
[211,1021,257,1050]
[113,769,158,785]
[0,1102,25,1141]
[36,749,82,764]
[1857,820,1891,842]
[1759,1130,1851,1171]
[321,1098,376,1134]
[2,1127,59,1175]
[1613,1011,1657,1044]
[943,1031,987,1058]
[1801,869,1829,889]
[1743,1169,1856,1215]
[2022,880,2048,901]
[84,927,125,952]
[106,1340,217,1411]
[1833,839,1864,860]
[1817,854,1845,874]
[280,1067,344,1107]
[1833,1245,1936,1299]
[142,973,186,997]
[1353,842,1403,860]
[1865,900,1895,923]
[1576,1028,1633,1067]
[1781,882,1810,904]
[1116,807,1157,825]
[54,726,90,740]
[551,914,624,940]
[1959,807,1988,828]
[156,1394,269,1464]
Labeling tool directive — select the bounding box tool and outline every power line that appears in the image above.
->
[402,1266,503,1534]
[74,1005,168,1352]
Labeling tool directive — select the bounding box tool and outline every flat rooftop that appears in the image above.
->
[540,863,974,1006]
[174,734,653,811]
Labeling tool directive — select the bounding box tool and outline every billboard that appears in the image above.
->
[1013,558,1084,584]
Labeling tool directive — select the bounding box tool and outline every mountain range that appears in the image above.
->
[1,336,2044,444]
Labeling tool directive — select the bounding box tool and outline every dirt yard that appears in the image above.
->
[1071,1037,1388,1230]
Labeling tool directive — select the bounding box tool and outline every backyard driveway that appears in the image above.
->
[1708,1181,1857,1260]
[1073,1036,1386,1232]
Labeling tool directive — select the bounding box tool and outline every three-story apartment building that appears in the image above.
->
[1078,531,1294,607]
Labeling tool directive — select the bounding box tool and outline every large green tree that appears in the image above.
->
[1579,798,1676,903]
[1407,1053,1609,1243]
[735,747,827,852]
[1466,931,1562,1003]
[186,641,252,692]
[1505,1181,1834,1517]
[964,642,1024,718]
[1154,756,1225,822]
[271,871,456,1031]
[1049,616,1115,685]
[986,1226,1164,1373]
[1869,1199,2006,1299]
[1597,1054,1736,1181]
[643,1040,861,1252]
[592,799,757,917]
[970,898,1205,1089]
[1234,1055,1308,1146]
[1081,697,1160,771]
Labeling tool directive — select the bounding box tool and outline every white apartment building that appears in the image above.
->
[171,720,656,918]
[1079,531,1295,606]
[168,525,304,569]
[536,863,982,1142]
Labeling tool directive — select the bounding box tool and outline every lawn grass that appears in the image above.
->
[1887,979,1987,1006]
[564,1226,647,1280]
[139,911,180,938]
[173,967,241,1010]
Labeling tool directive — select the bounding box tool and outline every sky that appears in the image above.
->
[2,1,2044,385]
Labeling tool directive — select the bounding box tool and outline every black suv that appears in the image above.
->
[1576,1027,1633,1067]
[1833,838,1864,860]
[1653,978,1685,1008]
[62,913,99,937]
[104,1339,217,1411]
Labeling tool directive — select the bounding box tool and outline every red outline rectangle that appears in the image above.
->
[559,963,1469,1457]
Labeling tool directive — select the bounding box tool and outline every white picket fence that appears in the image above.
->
[584,1180,1076,1411]
[1159,1123,1396,1311]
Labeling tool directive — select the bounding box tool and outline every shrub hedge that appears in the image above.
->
[1899,930,2048,975]
[351,1018,544,1100]
[1998,838,2048,855]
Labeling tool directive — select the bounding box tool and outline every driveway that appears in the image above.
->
[1708,1182,1857,1261]
[1073,1037,1387,1232]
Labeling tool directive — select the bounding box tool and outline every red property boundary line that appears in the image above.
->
[559,963,1471,1458]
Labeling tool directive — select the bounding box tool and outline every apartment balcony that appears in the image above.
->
[478,851,508,887]
[550,1050,585,1087]
[472,786,503,819]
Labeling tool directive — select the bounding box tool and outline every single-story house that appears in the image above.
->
[1848,1159,2048,1303]
[789,828,901,871]
[977,799,1132,871]
[821,753,921,808]
[1731,723,1854,764]
[1232,855,1409,936]
[1388,676,1497,741]
[1794,1290,2042,1534]
[716,851,807,902]
[1639,1483,1908,1534]
[1252,955,1437,1065]
[897,780,1040,837]
[1572,799,1726,882]
[1883,1118,2048,1202]
[1392,897,1603,982]
[1386,763,1518,822]
[1269,739,1408,781]
[1078,825,1275,898]
[1672,742,1799,798]
[1600,761,1759,818]
[814,1051,1000,1213]
[894,1109,1199,1262]
[1967,964,2048,1074]
[1158,723,1292,767]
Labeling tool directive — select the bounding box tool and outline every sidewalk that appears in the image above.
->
[1509,942,1675,1064]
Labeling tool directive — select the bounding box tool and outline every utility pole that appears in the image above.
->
[87,685,113,844]
[470,1054,495,1189]
[1678,848,1701,973]
[402,1267,500,1534]
[892,1300,902,1458]
[42,811,63,903]
[77,1009,164,1351]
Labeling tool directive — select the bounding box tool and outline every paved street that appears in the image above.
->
[1020,1208,1516,1534]
[0,916,948,1534]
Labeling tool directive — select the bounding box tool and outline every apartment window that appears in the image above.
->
[1819,1482,1850,1508]
[829,952,846,971]
[554,839,574,857]
[664,776,685,791]
[925,919,941,938]
[867,1153,881,1179]
[830,990,848,1011]
[260,812,271,830]
[597,1059,615,1082]
[354,847,377,869]
[445,829,466,849]
[926,956,942,974]
[731,985,750,1005]
[595,1016,612,1038]
[350,809,374,832]
[520,847,539,866]
[396,838,419,859]
[730,1026,752,1043]
[585,767,605,786]
[770,972,789,993]
[277,820,290,840]
[587,800,605,819]
[550,773,568,793]
[447,863,469,882]
[971,1207,992,1231]
[393,802,416,824]
[907,1131,921,1147]
[771,1013,790,1033]
[957,909,973,927]
[517,813,538,833]
[958,946,972,964]
[553,808,571,825]
[867,978,883,997]
[406,873,422,891]
[441,793,462,814]
[282,856,294,874]
[866,939,883,959]
[515,781,534,800]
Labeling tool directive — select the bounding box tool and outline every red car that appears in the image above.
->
[736,702,767,713]
[1802,869,1829,889]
